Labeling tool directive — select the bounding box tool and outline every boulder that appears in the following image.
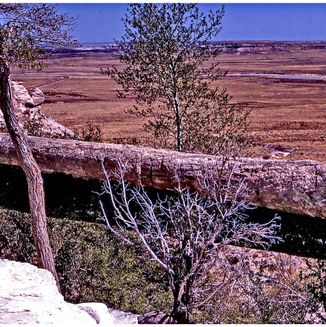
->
[11,82,44,108]
[78,303,139,325]
[23,107,75,139]
[0,259,138,325]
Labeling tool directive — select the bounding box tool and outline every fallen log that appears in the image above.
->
[0,133,325,218]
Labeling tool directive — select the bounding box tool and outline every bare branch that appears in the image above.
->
[100,158,282,323]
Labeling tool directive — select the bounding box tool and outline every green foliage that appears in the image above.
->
[0,208,172,314]
[73,121,104,143]
[23,119,44,137]
[0,208,35,264]
[191,251,324,324]
[0,4,76,69]
[106,3,250,155]
[304,259,325,306]
[108,136,141,146]
[301,258,326,322]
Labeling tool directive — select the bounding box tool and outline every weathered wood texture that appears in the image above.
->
[0,133,325,218]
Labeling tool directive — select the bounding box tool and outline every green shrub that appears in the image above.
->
[0,208,172,314]
[74,121,104,142]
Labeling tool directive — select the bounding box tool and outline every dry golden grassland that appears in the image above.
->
[13,46,326,161]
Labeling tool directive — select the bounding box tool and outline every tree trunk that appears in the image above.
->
[0,63,60,289]
[172,295,191,323]
[171,61,183,152]
[176,111,182,152]
[171,278,192,323]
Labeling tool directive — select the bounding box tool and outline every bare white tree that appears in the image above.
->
[99,159,282,323]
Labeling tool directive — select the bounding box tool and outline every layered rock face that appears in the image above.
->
[0,259,138,325]
[0,81,75,139]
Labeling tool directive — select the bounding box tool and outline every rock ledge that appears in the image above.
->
[0,259,138,325]
[0,81,75,139]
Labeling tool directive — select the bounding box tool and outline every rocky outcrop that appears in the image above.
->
[0,259,138,325]
[0,134,325,219]
[0,81,75,139]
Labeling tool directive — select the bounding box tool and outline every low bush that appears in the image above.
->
[73,121,104,142]
[0,208,172,314]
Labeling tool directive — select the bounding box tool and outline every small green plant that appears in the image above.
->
[74,121,104,142]
[23,119,44,137]
[108,136,141,146]
[300,258,326,323]
[305,259,325,308]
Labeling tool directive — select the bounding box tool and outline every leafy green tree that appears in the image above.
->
[105,3,249,154]
[0,4,75,287]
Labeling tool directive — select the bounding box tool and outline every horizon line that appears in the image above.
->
[79,39,326,45]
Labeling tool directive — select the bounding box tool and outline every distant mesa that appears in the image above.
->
[46,40,326,56]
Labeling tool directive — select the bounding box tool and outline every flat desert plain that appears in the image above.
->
[13,42,326,161]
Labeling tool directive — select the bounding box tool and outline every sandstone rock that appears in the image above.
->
[23,107,75,139]
[0,259,138,325]
[0,259,97,325]
[0,81,75,139]
[31,87,45,106]
[271,150,292,159]
[11,81,34,111]
[78,303,139,325]
[107,308,139,324]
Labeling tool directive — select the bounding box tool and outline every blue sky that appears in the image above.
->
[56,3,326,43]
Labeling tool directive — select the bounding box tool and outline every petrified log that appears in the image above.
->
[0,133,325,218]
